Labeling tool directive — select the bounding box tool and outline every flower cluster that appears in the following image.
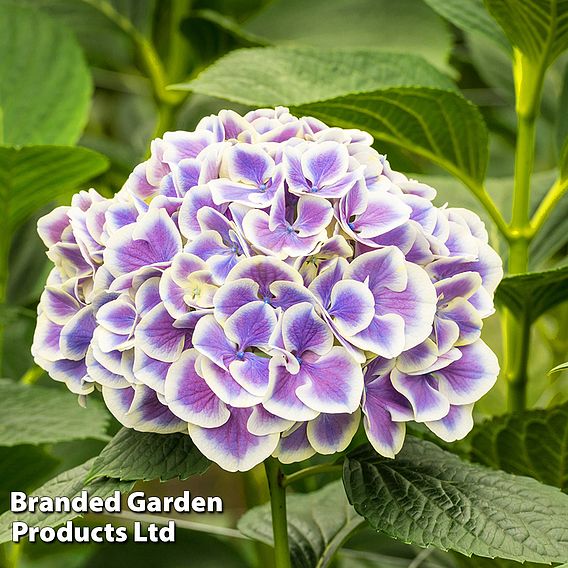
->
[32,107,502,471]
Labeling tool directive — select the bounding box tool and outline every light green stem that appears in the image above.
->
[0,543,22,568]
[504,52,544,411]
[80,0,183,105]
[282,463,343,488]
[530,177,568,235]
[166,0,194,83]
[264,458,292,568]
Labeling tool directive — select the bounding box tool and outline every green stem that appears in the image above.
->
[153,102,177,139]
[0,542,22,568]
[166,0,194,83]
[264,458,291,568]
[243,466,274,568]
[79,0,184,106]
[530,177,568,236]
[282,463,343,488]
[0,229,11,376]
[465,181,511,239]
[504,51,544,411]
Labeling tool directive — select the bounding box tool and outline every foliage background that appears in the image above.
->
[0,1,567,567]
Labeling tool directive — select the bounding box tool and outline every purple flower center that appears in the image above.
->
[236,350,245,360]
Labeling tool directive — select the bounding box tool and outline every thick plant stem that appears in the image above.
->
[504,52,543,411]
[264,458,292,568]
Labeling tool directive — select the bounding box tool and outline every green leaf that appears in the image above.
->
[298,89,488,186]
[0,445,58,512]
[485,0,568,67]
[239,480,365,568]
[469,402,568,491]
[242,0,453,71]
[0,459,134,544]
[178,47,488,185]
[453,554,554,568]
[87,427,210,483]
[180,47,456,106]
[343,437,568,563]
[0,380,110,446]
[0,145,109,233]
[495,265,568,323]
[422,0,510,51]
[0,3,92,145]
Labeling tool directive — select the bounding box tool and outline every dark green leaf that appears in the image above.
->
[423,0,510,51]
[0,145,109,233]
[242,0,453,71]
[485,0,568,66]
[495,265,568,322]
[469,402,568,491]
[239,480,365,568]
[0,459,134,544]
[344,437,568,563]
[178,47,488,185]
[0,445,58,512]
[188,9,269,46]
[0,3,91,145]
[0,380,110,446]
[87,427,210,483]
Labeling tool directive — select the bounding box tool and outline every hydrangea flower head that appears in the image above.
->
[32,107,502,472]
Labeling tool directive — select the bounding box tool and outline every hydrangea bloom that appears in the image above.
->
[32,107,502,472]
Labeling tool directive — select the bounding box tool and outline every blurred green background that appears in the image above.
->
[0,1,567,567]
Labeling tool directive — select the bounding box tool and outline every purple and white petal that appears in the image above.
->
[247,405,294,436]
[296,347,364,414]
[104,209,181,277]
[213,279,260,323]
[306,409,360,454]
[272,422,316,464]
[264,354,319,421]
[189,406,279,472]
[435,340,499,405]
[164,349,230,427]
[136,303,188,363]
[281,302,333,356]
[390,371,450,422]
[199,356,262,407]
[60,307,96,361]
[425,403,474,442]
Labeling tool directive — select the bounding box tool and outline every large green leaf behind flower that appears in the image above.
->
[0,2,92,146]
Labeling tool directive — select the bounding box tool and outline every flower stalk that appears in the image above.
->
[504,52,545,411]
[265,458,292,568]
